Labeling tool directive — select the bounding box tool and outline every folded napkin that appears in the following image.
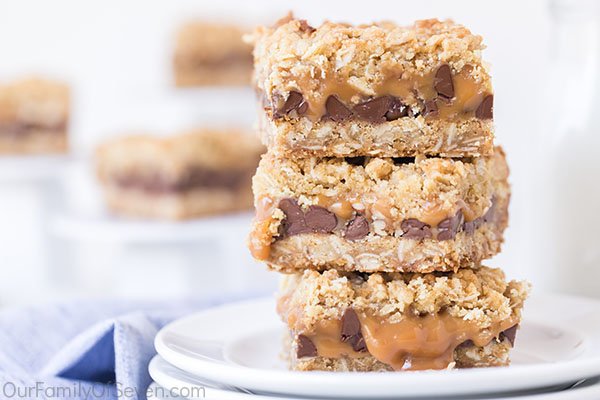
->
[0,295,254,400]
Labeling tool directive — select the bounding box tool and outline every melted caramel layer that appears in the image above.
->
[304,312,516,371]
[270,65,490,122]
[249,194,496,261]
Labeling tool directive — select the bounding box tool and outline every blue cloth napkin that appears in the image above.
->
[0,295,252,400]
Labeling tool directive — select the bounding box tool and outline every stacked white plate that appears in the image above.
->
[151,295,600,399]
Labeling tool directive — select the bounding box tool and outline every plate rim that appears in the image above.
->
[155,293,600,398]
[149,354,301,400]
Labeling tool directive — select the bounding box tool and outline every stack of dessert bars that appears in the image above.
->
[248,16,529,372]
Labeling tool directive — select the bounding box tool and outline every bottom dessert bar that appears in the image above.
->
[277,267,529,371]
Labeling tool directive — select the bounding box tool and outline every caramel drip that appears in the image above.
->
[309,319,360,359]
[306,312,516,371]
[360,313,516,370]
[449,67,486,116]
[284,65,488,121]
[317,195,472,230]
[249,196,276,260]
[376,70,435,102]
[248,194,494,260]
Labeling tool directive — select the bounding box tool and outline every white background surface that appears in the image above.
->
[0,0,574,304]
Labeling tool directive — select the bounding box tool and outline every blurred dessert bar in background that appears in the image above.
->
[249,17,494,158]
[249,148,510,273]
[0,77,70,154]
[174,22,252,87]
[278,266,529,371]
[96,129,264,220]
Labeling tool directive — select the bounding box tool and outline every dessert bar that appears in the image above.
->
[96,129,264,219]
[278,266,529,371]
[174,22,252,86]
[0,78,69,154]
[249,147,509,273]
[250,16,493,158]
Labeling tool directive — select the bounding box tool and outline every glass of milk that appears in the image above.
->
[537,0,600,297]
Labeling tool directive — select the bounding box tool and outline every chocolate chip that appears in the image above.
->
[500,325,518,347]
[437,210,464,241]
[298,102,308,115]
[275,91,307,118]
[401,219,432,239]
[434,64,455,99]
[344,215,369,241]
[278,198,309,236]
[483,199,497,223]
[385,98,408,121]
[423,99,438,116]
[324,95,353,121]
[278,199,339,236]
[304,206,337,233]
[341,308,368,352]
[297,334,317,358]
[476,94,494,119]
[463,220,475,235]
[353,96,393,123]
[344,156,366,166]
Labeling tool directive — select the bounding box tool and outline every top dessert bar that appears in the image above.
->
[0,77,69,154]
[249,16,494,158]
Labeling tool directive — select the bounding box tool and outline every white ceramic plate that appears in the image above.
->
[149,355,304,399]
[148,355,600,400]
[155,294,600,399]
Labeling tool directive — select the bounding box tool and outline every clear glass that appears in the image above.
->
[537,0,600,297]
